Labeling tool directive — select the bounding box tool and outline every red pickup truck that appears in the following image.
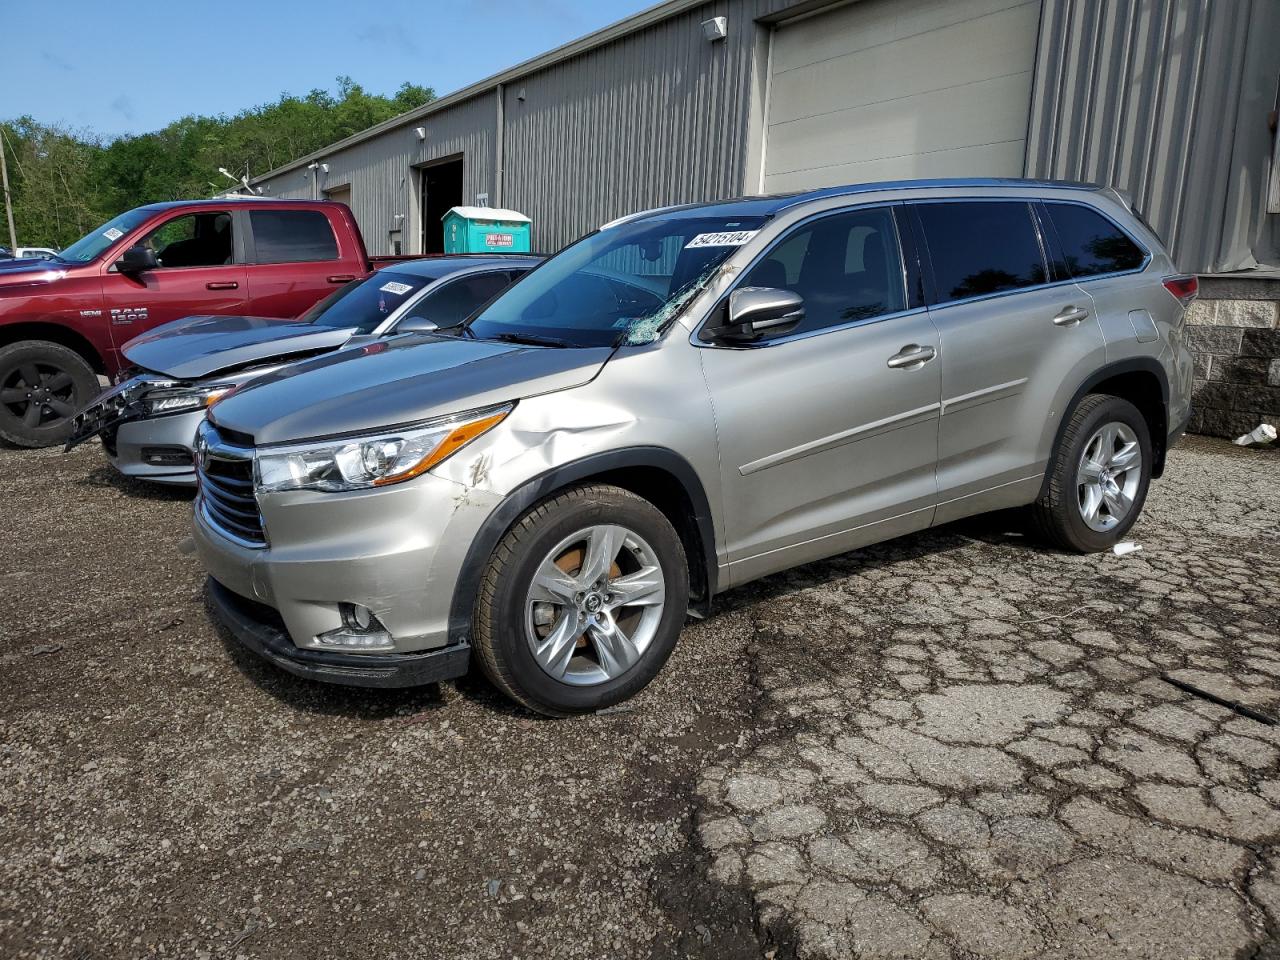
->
[0,198,396,447]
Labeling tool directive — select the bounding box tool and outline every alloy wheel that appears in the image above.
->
[1076,421,1143,532]
[0,360,78,430]
[524,524,667,686]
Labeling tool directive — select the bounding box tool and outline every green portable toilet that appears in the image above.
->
[442,206,533,254]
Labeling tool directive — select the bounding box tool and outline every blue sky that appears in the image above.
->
[1,0,653,138]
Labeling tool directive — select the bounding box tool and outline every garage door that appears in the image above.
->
[761,0,1042,193]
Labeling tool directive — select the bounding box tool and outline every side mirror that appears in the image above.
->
[115,244,159,275]
[711,287,805,343]
[394,315,440,334]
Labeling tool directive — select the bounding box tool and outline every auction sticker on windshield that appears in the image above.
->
[379,281,414,296]
[103,227,124,242]
[685,230,759,249]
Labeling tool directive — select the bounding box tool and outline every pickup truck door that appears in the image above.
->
[101,208,248,352]
[243,207,362,317]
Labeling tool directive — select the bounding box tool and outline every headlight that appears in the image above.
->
[141,382,235,417]
[254,404,511,494]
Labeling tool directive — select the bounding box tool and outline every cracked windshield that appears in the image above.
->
[465,215,768,348]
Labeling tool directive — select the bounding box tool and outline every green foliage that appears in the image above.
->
[0,78,434,249]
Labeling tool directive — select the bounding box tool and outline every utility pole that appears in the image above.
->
[0,126,17,252]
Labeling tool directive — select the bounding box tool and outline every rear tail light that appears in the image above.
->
[1162,275,1198,305]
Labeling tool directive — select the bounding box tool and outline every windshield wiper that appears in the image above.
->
[487,331,573,349]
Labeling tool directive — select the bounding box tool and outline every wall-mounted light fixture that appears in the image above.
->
[702,16,727,41]
[320,163,330,174]
[415,127,427,141]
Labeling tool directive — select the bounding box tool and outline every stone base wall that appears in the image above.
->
[1186,276,1280,438]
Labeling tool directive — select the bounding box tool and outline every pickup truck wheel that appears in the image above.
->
[0,341,100,448]
[473,483,689,717]
[1028,393,1152,552]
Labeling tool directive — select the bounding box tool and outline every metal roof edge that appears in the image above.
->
[252,0,709,184]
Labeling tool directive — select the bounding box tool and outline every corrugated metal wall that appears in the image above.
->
[1025,0,1280,273]
[256,0,1277,271]
[503,1,746,250]
[256,0,807,253]
[261,93,496,255]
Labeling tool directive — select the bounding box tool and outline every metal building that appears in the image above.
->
[254,0,1279,277]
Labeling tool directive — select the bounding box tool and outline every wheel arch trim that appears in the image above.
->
[1040,356,1171,498]
[446,446,718,646]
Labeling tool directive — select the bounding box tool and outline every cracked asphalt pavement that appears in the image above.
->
[2,435,1279,959]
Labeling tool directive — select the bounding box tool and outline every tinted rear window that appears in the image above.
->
[1046,203,1146,278]
[917,201,1047,304]
[250,210,338,264]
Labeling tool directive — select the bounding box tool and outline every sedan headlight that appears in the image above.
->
[141,382,235,417]
[254,404,511,494]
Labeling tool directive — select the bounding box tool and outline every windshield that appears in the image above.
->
[300,271,433,334]
[57,208,154,264]
[466,215,768,347]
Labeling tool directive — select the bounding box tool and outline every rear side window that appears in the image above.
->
[917,201,1047,304]
[741,206,906,335]
[250,210,339,264]
[400,272,515,328]
[1046,203,1146,277]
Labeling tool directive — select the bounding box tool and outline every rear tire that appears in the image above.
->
[1028,393,1152,552]
[0,341,100,448]
[472,483,689,717]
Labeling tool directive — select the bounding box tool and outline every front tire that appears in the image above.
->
[1028,393,1152,552]
[0,341,100,448]
[472,483,689,716]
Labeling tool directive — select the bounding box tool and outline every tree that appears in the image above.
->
[1,77,435,247]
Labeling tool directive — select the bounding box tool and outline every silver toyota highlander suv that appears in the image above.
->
[192,179,1195,716]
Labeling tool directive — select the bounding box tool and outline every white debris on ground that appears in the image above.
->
[1112,541,1142,556]
[1233,423,1277,448]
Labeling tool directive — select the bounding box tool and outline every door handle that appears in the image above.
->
[1053,305,1089,326]
[206,281,238,290]
[327,274,357,283]
[886,344,937,369]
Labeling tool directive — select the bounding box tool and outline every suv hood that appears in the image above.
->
[209,334,614,445]
[123,315,357,379]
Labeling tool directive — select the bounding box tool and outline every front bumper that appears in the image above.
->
[192,466,501,683]
[104,410,205,486]
[207,578,470,688]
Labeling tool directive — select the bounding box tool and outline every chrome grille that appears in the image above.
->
[196,421,267,547]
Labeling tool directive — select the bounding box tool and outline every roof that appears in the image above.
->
[252,0,711,184]
[377,254,543,279]
[604,178,1108,227]
[444,206,532,223]
[137,198,337,213]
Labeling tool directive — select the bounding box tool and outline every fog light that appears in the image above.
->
[312,603,395,651]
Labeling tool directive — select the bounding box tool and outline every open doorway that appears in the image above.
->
[419,156,464,254]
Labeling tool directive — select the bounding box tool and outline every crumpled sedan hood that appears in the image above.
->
[209,334,614,445]
[123,315,357,379]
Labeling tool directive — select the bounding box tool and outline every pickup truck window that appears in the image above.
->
[250,210,339,264]
[144,212,233,268]
[57,208,153,264]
